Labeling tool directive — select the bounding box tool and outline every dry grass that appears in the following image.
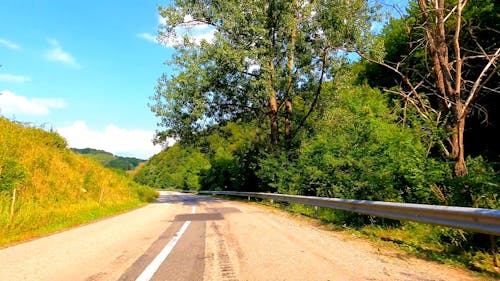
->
[0,118,157,246]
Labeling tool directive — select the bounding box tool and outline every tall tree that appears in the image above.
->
[151,0,375,150]
[357,0,499,176]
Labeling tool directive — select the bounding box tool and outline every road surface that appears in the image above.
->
[0,191,484,280]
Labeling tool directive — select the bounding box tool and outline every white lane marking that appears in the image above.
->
[135,205,197,281]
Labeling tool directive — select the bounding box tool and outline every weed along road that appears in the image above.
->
[0,191,485,281]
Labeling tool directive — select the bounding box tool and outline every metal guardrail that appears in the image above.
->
[182,190,500,236]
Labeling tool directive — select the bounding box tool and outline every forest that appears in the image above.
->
[134,0,498,272]
[72,148,145,171]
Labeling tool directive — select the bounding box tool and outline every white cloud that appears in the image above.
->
[158,15,167,26]
[190,28,216,44]
[136,32,158,43]
[158,26,215,47]
[0,90,65,116]
[57,121,171,159]
[154,14,216,47]
[244,58,261,73]
[0,38,20,50]
[44,38,81,69]
[0,73,31,83]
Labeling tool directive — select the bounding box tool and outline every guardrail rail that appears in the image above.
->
[182,190,500,236]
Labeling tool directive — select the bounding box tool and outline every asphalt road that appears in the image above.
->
[0,191,484,281]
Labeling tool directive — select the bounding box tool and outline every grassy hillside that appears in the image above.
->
[71,148,145,171]
[0,117,157,246]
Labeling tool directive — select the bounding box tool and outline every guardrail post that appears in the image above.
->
[270,199,274,204]
[314,206,318,218]
[248,196,251,201]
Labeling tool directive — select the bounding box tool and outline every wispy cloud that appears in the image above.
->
[136,32,158,43]
[0,73,31,83]
[57,121,168,159]
[0,90,65,116]
[44,38,81,69]
[0,38,20,50]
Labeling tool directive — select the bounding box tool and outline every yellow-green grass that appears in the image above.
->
[0,118,157,247]
[127,161,146,176]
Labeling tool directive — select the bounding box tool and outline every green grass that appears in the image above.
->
[357,223,499,279]
[0,117,158,247]
[1,199,148,246]
[84,152,116,164]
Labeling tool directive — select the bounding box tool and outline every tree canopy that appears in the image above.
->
[144,0,499,201]
[152,0,377,149]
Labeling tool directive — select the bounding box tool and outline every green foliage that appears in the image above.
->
[144,1,498,272]
[134,144,210,190]
[355,0,500,166]
[72,148,145,171]
[0,157,26,192]
[71,148,113,156]
[257,152,295,194]
[442,156,499,209]
[135,122,264,191]
[259,83,447,205]
[199,122,265,191]
[153,0,377,144]
[107,157,144,171]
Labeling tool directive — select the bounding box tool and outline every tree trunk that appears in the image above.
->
[419,0,468,177]
[269,90,279,146]
[452,105,468,176]
[285,100,292,150]
[285,0,298,151]
[266,0,279,148]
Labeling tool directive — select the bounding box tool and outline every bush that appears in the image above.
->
[0,157,26,192]
[260,85,446,206]
[442,156,499,209]
[134,144,210,190]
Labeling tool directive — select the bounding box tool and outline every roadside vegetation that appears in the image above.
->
[0,117,157,247]
[135,0,499,275]
[264,201,499,278]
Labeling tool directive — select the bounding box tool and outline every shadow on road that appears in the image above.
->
[174,213,224,221]
[153,192,242,222]
[153,193,221,205]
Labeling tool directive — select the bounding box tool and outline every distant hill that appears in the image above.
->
[71,148,145,171]
[0,117,157,246]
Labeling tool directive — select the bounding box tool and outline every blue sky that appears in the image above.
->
[0,0,179,159]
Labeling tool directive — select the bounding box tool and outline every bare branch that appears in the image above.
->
[461,47,500,118]
[383,88,436,120]
[453,1,465,99]
[356,50,430,115]
[443,5,457,22]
